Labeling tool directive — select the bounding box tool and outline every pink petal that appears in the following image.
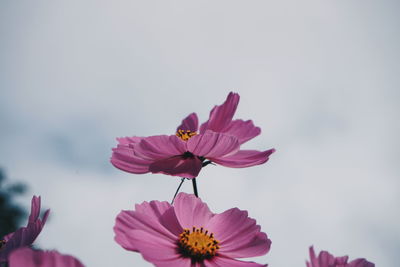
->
[152,258,193,267]
[348,259,375,267]
[176,113,199,132]
[205,208,270,258]
[9,247,85,267]
[134,200,172,218]
[211,149,275,168]
[111,144,153,174]
[205,256,267,267]
[0,198,49,262]
[221,119,261,144]
[149,156,203,179]
[124,229,190,267]
[135,201,183,237]
[187,131,240,159]
[111,135,187,175]
[335,256,350,265]
[318,251,336,266]
[308,246,319,267]
[200,92,240,133]
[29,196,41,223]
[114,207,178,251]
[116,136,143,145]
[173,193,214,229]
[135,135,187,160]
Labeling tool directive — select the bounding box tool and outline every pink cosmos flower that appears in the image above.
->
[114,192,271,266]
[0,196,49,263]
[111,92,275,178]
[306,246,375,267]
[9,247,85,267]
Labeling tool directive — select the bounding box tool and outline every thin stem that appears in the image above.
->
[192,178,199,197]
[171,178,185,204]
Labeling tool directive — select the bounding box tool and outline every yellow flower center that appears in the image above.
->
[176,129,197,141]
[178,227,220,262]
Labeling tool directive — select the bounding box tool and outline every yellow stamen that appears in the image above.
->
[176,129,197,141]
[178,227,220,261]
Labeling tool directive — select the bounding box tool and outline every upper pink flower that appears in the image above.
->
[111,92,275,178]
[306,246,375,267]
[114,192,271,266]
[9,247,85,267]
[0,196,49,263]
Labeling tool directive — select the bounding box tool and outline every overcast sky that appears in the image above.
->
[1,1,399,266]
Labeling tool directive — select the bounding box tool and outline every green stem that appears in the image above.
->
[171,178,185,204]
[192,178,199,197]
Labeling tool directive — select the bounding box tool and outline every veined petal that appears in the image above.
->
[222,119,261,144]
[133,200,183,238]
[136,135,187,160]
[134,200,171,218]
[211,149,275,168]
[173,193,214,229]
[111,145,153,174]
[124,230,189,266]
[205,256,267,267]
[176,112,199,132]
[200,92,240,133]
[149,156,202,178]
[114,207,178,252]
[187,131,240,159]
[111,135,188,175]
[206,208,270,258]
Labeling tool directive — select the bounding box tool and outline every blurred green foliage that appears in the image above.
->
[0,169,27,238]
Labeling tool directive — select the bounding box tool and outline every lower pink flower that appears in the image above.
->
[114,192,271,266]
[9,247,85,267]
[0,196,49,262]
[306,246,375,267]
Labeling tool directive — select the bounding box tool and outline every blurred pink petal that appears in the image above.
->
[9,247,84,267]
[114,192,270,266]
[0,196,49,263]
[307,246,374,267]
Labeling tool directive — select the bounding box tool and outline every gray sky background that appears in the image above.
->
[1,1,399,266]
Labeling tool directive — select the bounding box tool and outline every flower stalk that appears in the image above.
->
[192,178,199,197]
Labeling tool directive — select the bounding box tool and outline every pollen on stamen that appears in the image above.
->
[176,129,197,141]
[178,227,220,262]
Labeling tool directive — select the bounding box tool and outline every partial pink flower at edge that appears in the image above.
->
[111,92,275,178]
[306,246,375,267]
[9,247,85,267]
[0,196,49,263]
[114,192,271,267]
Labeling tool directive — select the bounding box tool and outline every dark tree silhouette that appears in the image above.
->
[0,169,27,238]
